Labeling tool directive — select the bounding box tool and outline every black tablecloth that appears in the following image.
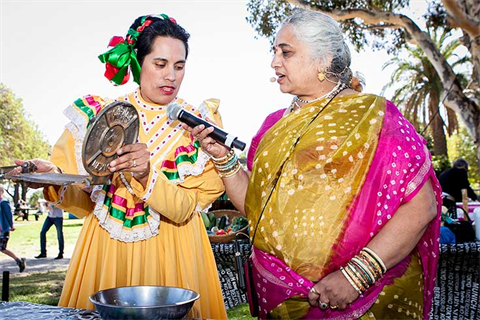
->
[0,301,100,319]
[211,242,480,318]
[210,242,250,310]
[0,301,205,320]
[430,242,480,320]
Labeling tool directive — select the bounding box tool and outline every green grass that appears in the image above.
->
[227,303,255,319]
[0,214,82,305]
[4,270,66,305]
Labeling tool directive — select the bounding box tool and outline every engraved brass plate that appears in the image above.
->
[8,101,139,186]
[82,101,139,177]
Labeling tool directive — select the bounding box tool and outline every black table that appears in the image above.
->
[0,301,205,320]
[430,242,480,320]
[0,301,100,319]
[211,242,480,318]
[210,242,250,310]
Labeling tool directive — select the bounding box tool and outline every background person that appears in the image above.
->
[35,203,64,259]
[10,13,227,319]
[14,199,28,221]
[187,9,440,320]
[0,185,26,272]
[438,158,478,202]
[34,199,47,221]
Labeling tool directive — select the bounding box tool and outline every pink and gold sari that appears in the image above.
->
[245,94,441,319]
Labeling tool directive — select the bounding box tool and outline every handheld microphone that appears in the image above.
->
[166,103,246,151]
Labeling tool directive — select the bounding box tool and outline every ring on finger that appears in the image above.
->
[330,305,338,310]
[319,301,329,310]
[309,287,320,295]
[133,160,137,168]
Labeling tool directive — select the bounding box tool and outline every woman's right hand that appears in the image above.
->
[181,119,230,159]
[308,269,359,310]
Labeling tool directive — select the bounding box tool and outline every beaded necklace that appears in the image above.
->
[290,82,346,112]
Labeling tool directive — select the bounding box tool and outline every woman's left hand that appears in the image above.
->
[109,143,151,186]
[308,269,359,310]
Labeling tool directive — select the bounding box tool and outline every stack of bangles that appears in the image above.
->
[340,247,387,295]
[211,149,241,178]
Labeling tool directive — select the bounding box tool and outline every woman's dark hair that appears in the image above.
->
[130,16,190,66]
[453,158,469,170]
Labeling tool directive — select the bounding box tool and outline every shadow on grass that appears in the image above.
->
[1,270,66,306]
[64,223,83,228]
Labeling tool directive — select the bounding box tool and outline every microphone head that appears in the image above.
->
[270,77,276,83]
[166,103,183,121]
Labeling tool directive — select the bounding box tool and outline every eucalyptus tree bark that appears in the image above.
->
[442,0,480,86]
[286,0,480,177]
[428,91,448,156]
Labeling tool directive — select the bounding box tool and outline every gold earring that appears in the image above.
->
[317,72,325,82]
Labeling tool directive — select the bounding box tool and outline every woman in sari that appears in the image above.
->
[9,13,227,319]
[186,9,441,320]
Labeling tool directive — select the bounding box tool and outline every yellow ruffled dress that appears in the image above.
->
[44,89,227,319]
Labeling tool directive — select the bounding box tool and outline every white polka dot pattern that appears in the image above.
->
[246,94,386,279]
[245,96,442,319]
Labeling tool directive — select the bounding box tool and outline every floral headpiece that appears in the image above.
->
[98,14,177,86]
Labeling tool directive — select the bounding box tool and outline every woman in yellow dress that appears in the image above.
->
[11,13,227,319]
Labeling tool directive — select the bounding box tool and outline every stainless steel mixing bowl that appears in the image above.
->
[89,285,200,319]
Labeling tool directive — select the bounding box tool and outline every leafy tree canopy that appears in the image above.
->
[247,0,480,179]
[247,0,449,53]
[0,84,51,166]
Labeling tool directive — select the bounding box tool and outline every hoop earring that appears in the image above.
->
[317,71,326,82]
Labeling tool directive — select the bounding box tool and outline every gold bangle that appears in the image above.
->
[340,267,362,295]
[348,260,371,287]
[359,251,383,278]
[219,164,240,176]
[216,154,239,171]
[363,247,387,274]
[219,161,242,178]
[345,263,367,292]
[211,149,234,164]
[351,257,376,285]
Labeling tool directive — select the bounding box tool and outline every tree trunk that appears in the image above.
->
[428,92,448,156]
[13,183,19,206]
[442,0,480,85]
[21,183,28,202]
[446,108,458,136]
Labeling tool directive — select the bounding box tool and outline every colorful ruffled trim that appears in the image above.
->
[62,91,213,242]
[160,140,203,180]
[92,184,160,242]
[63,95,107,175]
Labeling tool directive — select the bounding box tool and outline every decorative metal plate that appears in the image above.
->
[82,101,139,177]
[11,173,92,186]
[5,101,139,186]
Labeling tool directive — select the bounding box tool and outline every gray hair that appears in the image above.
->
[283,9,353,86]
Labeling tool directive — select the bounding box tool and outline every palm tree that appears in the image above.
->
[382,29,469,157]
